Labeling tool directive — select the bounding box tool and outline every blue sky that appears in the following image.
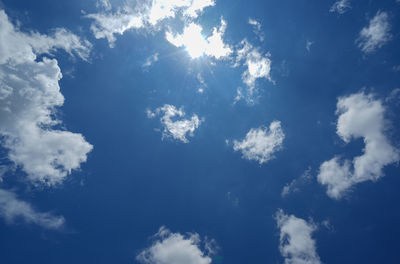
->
[1,0,400,263]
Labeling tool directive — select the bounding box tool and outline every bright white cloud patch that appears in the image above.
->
[235,39,272,101]
[329,0,351,14]
[276,210,322,264]
[86,0,215,47]
[137,226,214,264]
[0,10,93,186]
[0,189,65,230]
[318,92,399,199]
[166,19,232,59]
[233,121,284,164]
[356,11,391,54]
[148,105,202,143]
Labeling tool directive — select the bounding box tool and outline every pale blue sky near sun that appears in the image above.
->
[0,0,400,264]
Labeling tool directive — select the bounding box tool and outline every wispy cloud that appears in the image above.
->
[0,189,65,230]
[330,0,351,15]
[356,11,391,54]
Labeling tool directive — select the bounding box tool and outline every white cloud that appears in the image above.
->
[143,52,159,68]
[248,18,264,42]
[86,0,215,47]
[86,10,144,48]
[137,226,215,264]
[148,105,202,143]
[0,188,65,230]
[318,92,399,199]
[233,121,284,164]
[235,39,272,101]
[166,19,232,59]
[329,0,351,14]
[276,210,322,264]
[356,11,391,54]
[282,167,313,198]
[0,10,93,186]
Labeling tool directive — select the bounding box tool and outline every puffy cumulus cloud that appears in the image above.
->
[276,210,322,264]
[329,0,351,15]
[0,188,65,230]
[318,92,399,199]
[86,0,215,47]
[356,11,391,54]
[233,121,284,164]
[166,19,232,59]
[235,39,272,102]
[147,105,202,143]
[137,226,215,264]
[0,10,93,186]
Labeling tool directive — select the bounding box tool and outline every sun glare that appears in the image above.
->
[182,24,208,58]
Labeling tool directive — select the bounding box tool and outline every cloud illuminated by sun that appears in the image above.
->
[166,20,232,59]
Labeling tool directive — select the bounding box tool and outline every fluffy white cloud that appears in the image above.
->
[356,11,391,54]
[148,105,202,143]
[276,210,322,264]
[329,0,351,15]
[137,226,214,264]
[86,0,215,47]
[0,10,93,186]
[0,188,65,230]
[233,121,284,164]
[318,92,399,199]
[166,19,232,59]
[235,39,272,101]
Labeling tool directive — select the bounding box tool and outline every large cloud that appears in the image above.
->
[147,105,202,143]
[86,0,215,47]
[0,188,65,230]
[233,121,284,164]
[276,210,322,264]
[318,92,399,199]
[356,11,391,54]
[137,226,215,264]
[0,10,93,187]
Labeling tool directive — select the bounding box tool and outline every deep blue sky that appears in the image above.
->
[1,0,400,263]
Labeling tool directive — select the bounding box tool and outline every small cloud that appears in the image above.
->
[148,105,203,143]
[392,65,400,72]
[137,226,216,264]
[275,210,322,264]
[281,167,313,198]
[330,0,351,15]
[233,121,285,164]
[0,189,65,230]
[142,52,159,69]
[356,11,391,54]
[248,18,265,42]
[306,40,314,52]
